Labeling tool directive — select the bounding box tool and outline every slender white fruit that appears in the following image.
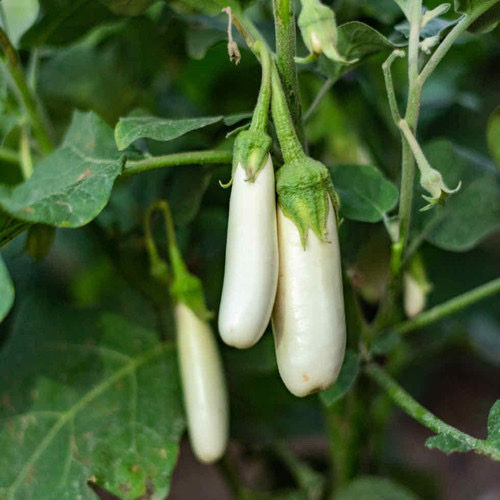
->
[403,272,426,318]
[176,302,229,463]
[218,155,279,348]
[272,201,346,397]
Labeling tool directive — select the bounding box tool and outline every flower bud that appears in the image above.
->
[298,0,353,64]
[403,253,431,318]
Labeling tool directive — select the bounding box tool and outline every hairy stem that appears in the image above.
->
[272,0,305,145]
[396,0,422,272]
[393,277,500,335]
[365,363,500,461]
[122,150,233,177]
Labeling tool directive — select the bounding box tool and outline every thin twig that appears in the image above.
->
[365,362,500,461]
[392,277,500,335]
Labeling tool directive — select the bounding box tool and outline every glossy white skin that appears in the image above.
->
[218,156,279,348]
[176,302,229,463]
[403,272,426,318]
[272,202,346,397]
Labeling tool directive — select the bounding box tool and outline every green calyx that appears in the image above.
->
[276,156,339,248]
[169,246,212,321]
[232,130,272,182]
[298,0,354,64]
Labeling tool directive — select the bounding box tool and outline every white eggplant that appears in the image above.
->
[403,272,426,318]
[218,155,279,348]
[272,202,346,397]
[176,302,228,463]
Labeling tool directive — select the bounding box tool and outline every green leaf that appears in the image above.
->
[468,3,500,32]
[0,254,14,322]
[392,0,411,19]
[318,22,398,82]
[115,115,224,150]
[337,476,420,500]
[186,25,227,60]
[320,349,360,407]
[329,164,399,222]
[487,106,500,167]
[487,400,500,448]
[454,0,498,14]
[20,0,116,47]
[0,0,40,47]
[395,14,457,40]
[0,301,185,499]
[412,140,500,252]
[425,433,474,453]
[0,111,124,228]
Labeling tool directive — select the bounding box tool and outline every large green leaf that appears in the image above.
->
[20,0,116,47]
[0,301,185,499]
[455,0,499,14]
[487,400,500,448]
[318,22,398,83]
[0,111,124,227]
[115,115,224,150]
[320,349,360,407]
[329,164,399,222]
[0,0,39,47]
[338,476,420,500]
[0,254,14,321]
[412,140,500,252]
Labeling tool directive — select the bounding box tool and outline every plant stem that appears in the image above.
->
[395,0,422,272]
[418,0,500,87]
[303,78,333,123]
[272,0,305,145]
[0,28,54,155]
[271,63,305,163]
[382,50,405,125]
[249,41,272,132]
[393,277,500,335]
[0,146,20,164]
[365,362,500,461]
[122,150,233,177]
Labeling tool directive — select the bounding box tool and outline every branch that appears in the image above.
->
[418,0,500,87]
[272,0,305,145]
[382,50,405,125]
[121,150,233,177]
[365,363,500,461]
[393,277,500,335]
